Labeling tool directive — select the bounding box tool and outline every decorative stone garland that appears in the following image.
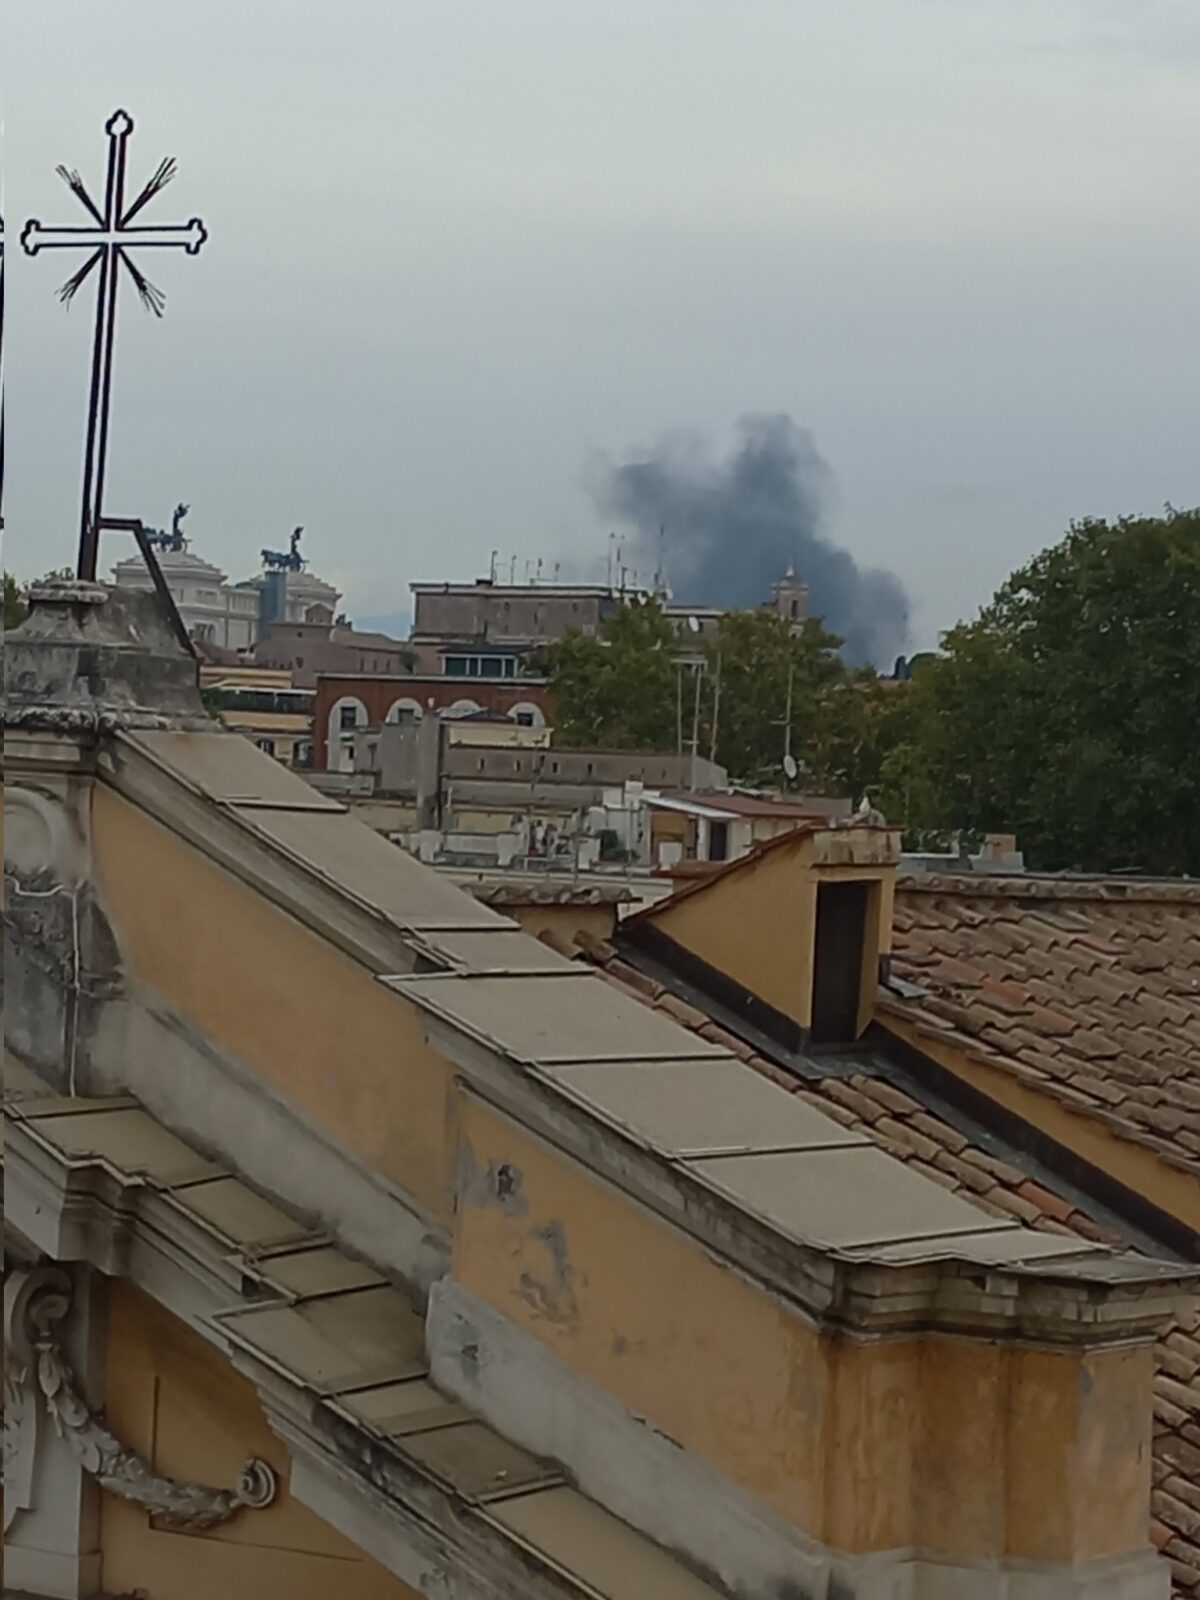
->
[5,1268,277,1533]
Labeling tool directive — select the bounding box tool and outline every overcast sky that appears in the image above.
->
[6,0,1198,650]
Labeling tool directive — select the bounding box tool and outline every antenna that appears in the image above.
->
[509,555,517,584]
[709,646,722,767]
[783,753,798,782]
[535,557,543,584]
[607,531,616,592]
[489,549,498,583]
[689,662,703,791]
[782,659,795,775]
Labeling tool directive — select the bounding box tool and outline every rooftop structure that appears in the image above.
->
[5,579,1194,1600]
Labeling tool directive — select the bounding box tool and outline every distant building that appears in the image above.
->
[647,788,851,867]
[408,567,812,672]
[111,542,262,651]
[198,664,316,768]
[112,519,341,651]
[313,671,553,772]
[255,619,413,687]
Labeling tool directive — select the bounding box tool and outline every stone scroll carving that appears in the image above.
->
[3,1263,63,1533]
[9,1270,278,1533]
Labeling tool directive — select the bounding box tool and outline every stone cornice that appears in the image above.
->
[437,1054,1191,1348]
[1,1105,719,1600]
[11,728,1192,1352]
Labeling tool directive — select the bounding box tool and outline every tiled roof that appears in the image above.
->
[884,874,1200,1177]
[565,930,1200,1596]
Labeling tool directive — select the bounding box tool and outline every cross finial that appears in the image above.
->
[22,109,208,579]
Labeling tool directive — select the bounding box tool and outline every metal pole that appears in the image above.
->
[783,659,795,777]
[709,649,721,766]
[690,665,702,791]
[676,666,683,757]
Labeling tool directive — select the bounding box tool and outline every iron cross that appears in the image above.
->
[1,214,7,528]
[22,109,208,579]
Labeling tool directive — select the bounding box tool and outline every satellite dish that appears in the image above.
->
[686,615,701,634]
[783,754,798,781]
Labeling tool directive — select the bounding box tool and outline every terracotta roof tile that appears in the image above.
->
[885,877,1200,1181]
[570,920,1200,1595]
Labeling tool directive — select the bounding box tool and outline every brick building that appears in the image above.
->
[313,672,553,771]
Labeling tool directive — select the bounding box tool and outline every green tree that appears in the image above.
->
[544,596,906,796]
[4,573,28,632]
[886,508,1200,874]
[702,610,847,787]
[543,596,679,750]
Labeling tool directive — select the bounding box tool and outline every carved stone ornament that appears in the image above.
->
[3,1263,63,1533]
[22,1273,278,1531]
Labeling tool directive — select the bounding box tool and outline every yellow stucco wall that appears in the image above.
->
[451,1097,1153,1564]
[882,1010,1200,1233]
[646,832,897,1035]
[650,845,817,1024]
[90,787,456,1223]
[504,901,618,949]
[100,1284,420,1600]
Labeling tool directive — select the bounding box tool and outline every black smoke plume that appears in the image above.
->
[593,414,909,666]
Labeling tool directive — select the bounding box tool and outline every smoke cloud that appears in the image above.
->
[593,414,909,666]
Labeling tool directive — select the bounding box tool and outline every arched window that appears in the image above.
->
[446,698,482,718]
[385,698,424,724]
[508,701,546,729]
[326,696,368,771]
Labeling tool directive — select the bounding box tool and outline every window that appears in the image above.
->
[811,883,870,1045]
[516,712,535,727]
[708,821,729,862]
[339,703,359,729]
[480,657,504,678]
[256,738,276,756]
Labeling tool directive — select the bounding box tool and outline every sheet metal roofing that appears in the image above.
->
[7,1086,728,1600]
[575,930,1200,1595]
[111,732,1188,1301]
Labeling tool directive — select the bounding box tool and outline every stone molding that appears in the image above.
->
[7,1266,277,1533]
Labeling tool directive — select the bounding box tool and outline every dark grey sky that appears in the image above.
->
[6,0,1198,650]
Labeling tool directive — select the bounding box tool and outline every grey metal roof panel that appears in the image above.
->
[685,1146,1010,1252]
[228,806,512,931]
[332,1377,470,1439]
[386,973,729,1064]
[240,1245,386,1300]
[167,1176,313,1251]
[415,929,580,975]
[23,1106,220,1187]
[216,1285,427,1393]
[396,1420,560,1503]
[858,1228,1103,1267]
[534,1059,870,1158]
[486,1486,727,1599]
[124,729,345,810]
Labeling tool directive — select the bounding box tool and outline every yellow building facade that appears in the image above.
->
[4,582,1194,1600]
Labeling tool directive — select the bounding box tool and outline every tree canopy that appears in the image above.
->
[543,598,897,798]
[881,508,1200,875]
